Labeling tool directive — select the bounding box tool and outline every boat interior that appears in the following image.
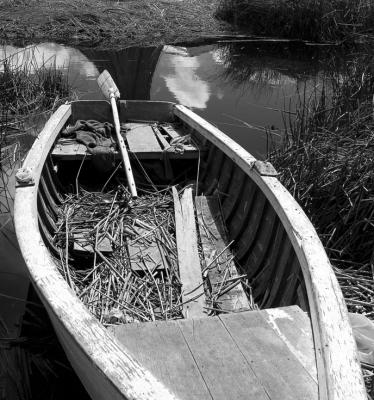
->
[37,100,318,399]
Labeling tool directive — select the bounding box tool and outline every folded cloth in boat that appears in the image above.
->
[62,120,115,154]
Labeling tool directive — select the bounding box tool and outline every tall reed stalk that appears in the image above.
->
[0,48,73,220]
[269,53,374,266]
[216,0,374,42]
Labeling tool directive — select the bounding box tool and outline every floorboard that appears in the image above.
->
[195,196,250,312]
[110,306,318,400]
[173,187,205,318]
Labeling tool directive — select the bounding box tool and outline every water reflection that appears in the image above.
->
[0,40,334,398]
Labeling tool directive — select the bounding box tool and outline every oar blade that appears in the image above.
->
[97,70,120,99]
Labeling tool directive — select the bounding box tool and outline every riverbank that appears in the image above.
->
[216,0,374,43]
[0,0,230,49]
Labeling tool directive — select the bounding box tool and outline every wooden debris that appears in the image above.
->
[54,184,254,325]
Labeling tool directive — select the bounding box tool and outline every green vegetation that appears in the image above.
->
[216,0,374,42]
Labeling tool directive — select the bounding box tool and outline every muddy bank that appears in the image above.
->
[0,0,230,49]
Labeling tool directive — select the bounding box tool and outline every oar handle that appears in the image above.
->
[110,94,137,198]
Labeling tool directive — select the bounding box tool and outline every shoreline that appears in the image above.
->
[0,0,231,49]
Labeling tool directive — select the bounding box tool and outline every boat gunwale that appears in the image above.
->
[14,100,366,400]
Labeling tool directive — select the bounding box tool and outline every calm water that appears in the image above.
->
[0,41,328,398]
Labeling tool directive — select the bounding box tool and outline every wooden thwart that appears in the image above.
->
[195,196,250,312]
[172,187,205,318]
[125,123,163,156]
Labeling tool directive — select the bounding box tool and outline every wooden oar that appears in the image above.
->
[97,70,137,197]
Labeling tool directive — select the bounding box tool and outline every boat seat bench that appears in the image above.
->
[51,122,201,160]
[109,305,317,400]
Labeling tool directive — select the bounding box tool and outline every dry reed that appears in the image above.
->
[0,0,229,49]
[268,51,374,392]
[216,0,374,43]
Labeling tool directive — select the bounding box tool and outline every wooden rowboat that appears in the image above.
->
[15,99,366,400]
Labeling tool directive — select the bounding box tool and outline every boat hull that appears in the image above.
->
[14,100,366,400]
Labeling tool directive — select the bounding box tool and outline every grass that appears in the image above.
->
[216,0,374,43]
[266,48,374,396]
[0,0,229,49]
[0,49,74,224]
[268,53,374,268]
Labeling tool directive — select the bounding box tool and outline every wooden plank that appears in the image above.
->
[251,224,286,299]
[177,316,270,400]
[195,196,250,312]
[264,243,294,308]
[219,310,318,400]
[236,204,277,267]
[233,190,266,260]
[174,104,367,400]
[216,156,234,195]
[226,179,257,242]
[126,123,163,155]
[127,226,164,271]
[153,125,171,150]
[261,306,317,382]
[172,187,205,318]
[109,321,213,400]
[73,233,112,254]
[160,123,198,153]
[52,142,88,160]
[160,124,182,140]
[221,169,246,221]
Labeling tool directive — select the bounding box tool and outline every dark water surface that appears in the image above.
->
[0,41,330,398]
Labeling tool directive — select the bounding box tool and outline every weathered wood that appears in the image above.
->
[109,321,212,400]
[220,310,318,400]
[37,192,57,235]
[203,150,225,195]
[220,169,246,221]
[276,255,300,308]
[177,316,270,400]
[127,226,163,271]
[174,104,366,400]
[195,196,249,312]
[119,100,175,123]
[251,224,286,299]
[172,187,205,318]
[73,233,112,254]
[111,306,317,400]
[216,156,234,195]
[152,125,171,150]
[234,191,267,263]
[262,306,317,382]
[41,162,64,204]
[14,101,366,400]
[52,142,88,159]
[236,204,277,267]
[226,180,258,243]
[126,123,163,155]
[39,175,59,219]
